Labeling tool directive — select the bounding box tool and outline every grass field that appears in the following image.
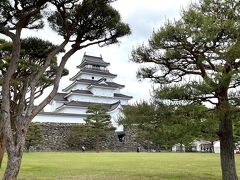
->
[0,152,239,180]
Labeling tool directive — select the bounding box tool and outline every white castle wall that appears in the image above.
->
[67,94,121,104]
[33,113,85,123]
[33,107,124,132]
[90,87,115,97]
[79,74,114,82]
[50,101,65,111]
[67,83,89,91]
[110,108,124,132]
[56,107,87,114]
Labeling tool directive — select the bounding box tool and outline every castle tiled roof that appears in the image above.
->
[69,68,117,81]
[56,101,121,112]
[63,78,124,92]
[70,90,93,95]
[114,93,133,99]
[39,112,87,117]
[108,101,121,111]
[84,78,124,89]
[53,90,93,101]
[53,93,68,101]
[81,68,117,77]
[77,55,110,68]
[53,91,132,101]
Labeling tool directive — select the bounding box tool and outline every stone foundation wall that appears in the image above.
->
[31,123,146,152]
[37,123,72,151]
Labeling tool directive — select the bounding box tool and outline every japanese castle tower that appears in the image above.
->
[34,54,132,132]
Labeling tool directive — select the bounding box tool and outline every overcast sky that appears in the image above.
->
[11,0,194,104]
[74,0,193,103]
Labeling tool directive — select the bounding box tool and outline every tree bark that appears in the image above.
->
[219,116,238,180]
[216,93,238,180]
[1,32,75,180]
[3,148,23,180]
[0,145,4,169]
[1,27,22,180]
[0,134,4,168]
[3,124,25,180]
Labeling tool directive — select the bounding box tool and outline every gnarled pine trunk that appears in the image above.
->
[217,95,238,180]
[0,134,5,168]
[3,148,23,180]
[219,116,238,180]
[3,123,26,180]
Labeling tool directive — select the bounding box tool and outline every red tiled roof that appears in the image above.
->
[77,54,110,68]
[114,93,132,99]
[56,101,121,112]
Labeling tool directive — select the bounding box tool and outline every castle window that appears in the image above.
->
[93,65,100,70]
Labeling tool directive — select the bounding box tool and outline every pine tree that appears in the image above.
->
[0,0,130,178]
[85,104,115,152]
[131,1,240,179]
[25,123,43,152]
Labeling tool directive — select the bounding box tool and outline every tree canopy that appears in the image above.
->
[0,0,130,179]
[25,123,43,152]
[85,104,115,152]
[120,100,216,151]
[0,38,68,102]
[131,1,240,179]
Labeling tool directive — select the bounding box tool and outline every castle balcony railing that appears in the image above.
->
[83,66,109,72]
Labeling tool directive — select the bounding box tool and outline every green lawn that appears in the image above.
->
[0,152,239,180]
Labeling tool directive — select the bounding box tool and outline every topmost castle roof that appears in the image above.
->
[77,54,110,68]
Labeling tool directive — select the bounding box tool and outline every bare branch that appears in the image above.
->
[30,47,77,119]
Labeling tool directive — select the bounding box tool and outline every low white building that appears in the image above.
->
[172,143,185,152]
[214,141,220,153]
[33,54,132,132]
[172,140,219,153]
[191,140,213,152]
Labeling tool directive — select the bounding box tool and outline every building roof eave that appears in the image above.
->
[69,70,117,81]
[77,54,110,68]
[114,93,133,99]
[52,92,68,101]
[87,84,123,90]
[64,90,93,98]
[56,100,123,112]
[81,69,117,77]
[38,112,87,117]
[62,81,77,92]
[108,101,122,112]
